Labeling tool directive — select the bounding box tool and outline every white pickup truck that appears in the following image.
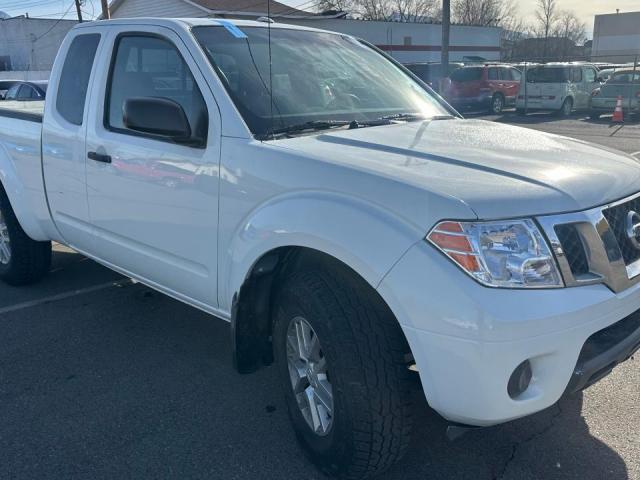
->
[1,18,639,479]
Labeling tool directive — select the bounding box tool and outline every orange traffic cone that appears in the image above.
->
[612,95,624,123]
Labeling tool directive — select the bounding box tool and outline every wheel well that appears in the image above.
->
[231,246,411,374]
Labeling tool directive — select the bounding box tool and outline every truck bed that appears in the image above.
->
[0,100,54,242]
[0,100,44,122]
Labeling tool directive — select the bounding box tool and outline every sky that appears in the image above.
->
[0,0,638,37]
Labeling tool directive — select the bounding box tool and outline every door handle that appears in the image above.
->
[88,151,112,164]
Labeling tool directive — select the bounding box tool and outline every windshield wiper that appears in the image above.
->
[367,113,456,124]
[258,114,457,140]
[258,120,352,139]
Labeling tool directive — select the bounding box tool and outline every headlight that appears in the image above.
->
[427,219,563,288]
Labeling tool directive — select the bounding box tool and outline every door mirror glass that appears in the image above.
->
[123,97,192,142]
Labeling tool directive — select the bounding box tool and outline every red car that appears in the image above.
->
[441,65,522,114]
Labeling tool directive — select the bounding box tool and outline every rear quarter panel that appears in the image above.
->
[0,107,58,241]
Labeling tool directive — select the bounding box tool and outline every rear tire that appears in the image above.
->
[516,108,526,115]
[558,98,573,117]
[0,188,51,286]
[273,268,413,479]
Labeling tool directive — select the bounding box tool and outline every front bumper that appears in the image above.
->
[377,241,640,426]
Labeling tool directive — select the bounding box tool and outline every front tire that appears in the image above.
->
[0,189,51,285]
[491,93,504,114]
[273,268,413,479]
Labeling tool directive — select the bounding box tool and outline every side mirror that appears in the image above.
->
[123,97,191,142]
[596,76,604,83]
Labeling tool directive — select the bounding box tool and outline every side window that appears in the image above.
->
[488,68,499,80]
[571,68,582,83]
[509,68,521,82]
[57,34,101,125]
[584,68,596,83]
[17,85,33,100]
[107,35,208,146]
[4,84,19,100]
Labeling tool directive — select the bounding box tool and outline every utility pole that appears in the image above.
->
[441,0,450,73]
[101,0,110,19]
[74,0,83,22]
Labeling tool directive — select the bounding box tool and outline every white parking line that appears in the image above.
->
[631,151,640,158]
[0,279,132,315]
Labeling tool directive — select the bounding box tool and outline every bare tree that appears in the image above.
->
[556,10,586,44]
[316,0,354,13]
[451,0,527,59]
[452,0,501,26]
[535,0,557,58]
[393,0,438,22]
[317,0,438,21]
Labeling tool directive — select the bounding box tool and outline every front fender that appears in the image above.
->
[221,190,426,310]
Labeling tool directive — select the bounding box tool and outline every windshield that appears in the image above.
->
[526,67,569,83]
[192,26,449,138]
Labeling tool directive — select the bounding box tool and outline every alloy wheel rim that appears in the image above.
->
[286,316,334,436]
[0,209,11,265]
[493,97,503,113]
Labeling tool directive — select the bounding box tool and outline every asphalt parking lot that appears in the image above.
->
[1,113,639,480]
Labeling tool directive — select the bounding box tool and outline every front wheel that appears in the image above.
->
[491,93,504,114]
[273,268,414,479]
[0,189,51,285]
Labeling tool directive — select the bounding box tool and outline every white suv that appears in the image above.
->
[516,63,600,115]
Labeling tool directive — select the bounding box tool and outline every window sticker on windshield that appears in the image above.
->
[216,20,248,39]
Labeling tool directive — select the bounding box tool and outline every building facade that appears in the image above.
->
[592,11,640,63]
[0,16,77,77]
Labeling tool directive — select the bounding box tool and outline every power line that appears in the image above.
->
[0,0,60,11]
[32,1,75,42]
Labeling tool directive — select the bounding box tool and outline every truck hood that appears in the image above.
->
[273,119,640,219]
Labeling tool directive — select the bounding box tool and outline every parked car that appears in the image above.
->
[595,64,637,83]
[1,19,640,479]
[441,64,522,114]
[2,81,47,101]
[404,62,463,92]
[516,63,600,116]
[590,68,640,119]
[0,80,16,100]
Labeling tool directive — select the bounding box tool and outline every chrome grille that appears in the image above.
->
[602,197,640,265]
[537,192,640,293]
[554,224,589,277]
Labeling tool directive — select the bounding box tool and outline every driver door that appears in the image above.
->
[84,26,221,308]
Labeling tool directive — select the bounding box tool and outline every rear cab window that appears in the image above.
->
[56,34,101,125]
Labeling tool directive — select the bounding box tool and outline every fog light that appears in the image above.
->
[508,360,532,398]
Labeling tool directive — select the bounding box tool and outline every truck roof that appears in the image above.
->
[73,17,342,37]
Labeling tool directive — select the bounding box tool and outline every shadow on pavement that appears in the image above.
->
[392,390,629,480]
[0,252,630,480]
